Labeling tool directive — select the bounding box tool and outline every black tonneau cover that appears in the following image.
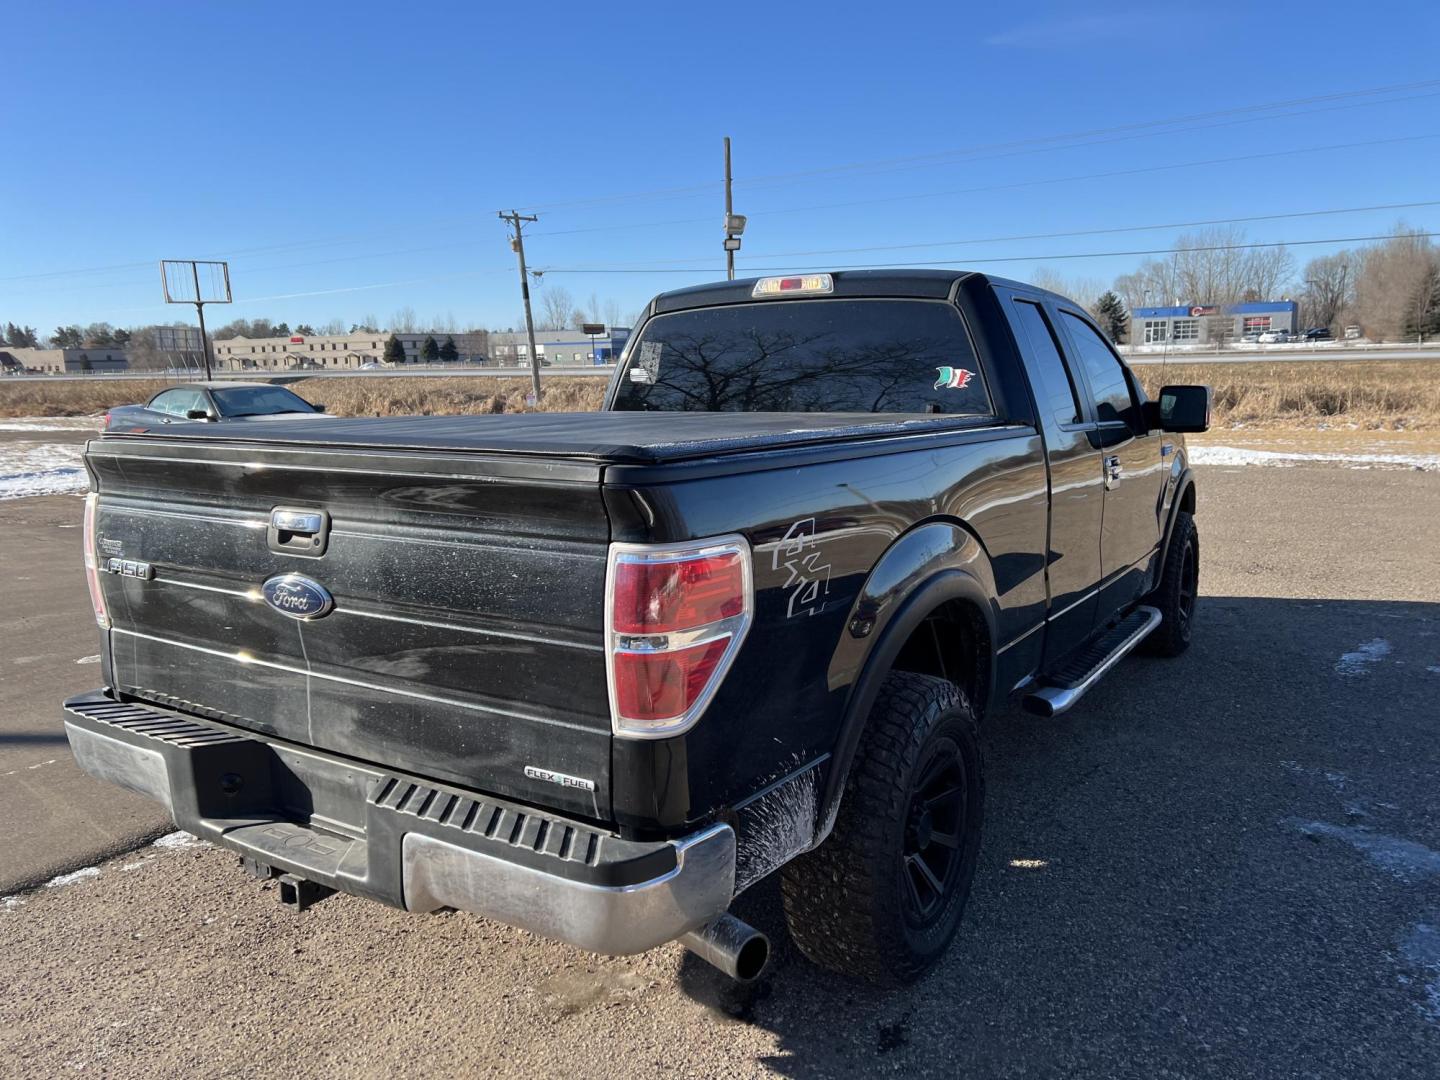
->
[104,411,987,465]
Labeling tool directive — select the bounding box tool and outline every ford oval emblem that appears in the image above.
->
[261,574,335,620]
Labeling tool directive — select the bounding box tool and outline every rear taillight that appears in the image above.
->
[82,492,110,629]
[100,412,110,431]
[606,536,752,738]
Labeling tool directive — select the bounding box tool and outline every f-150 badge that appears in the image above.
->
[261,574,335,620]
[934,366,974,390]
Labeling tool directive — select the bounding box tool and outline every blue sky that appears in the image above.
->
[3,0,1438,333]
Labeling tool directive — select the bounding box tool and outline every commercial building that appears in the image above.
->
[1129,300,1299,346]
[0,346,130,374]
[213,331,489,370]
[488,327,630,367]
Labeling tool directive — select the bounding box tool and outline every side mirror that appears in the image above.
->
[312,403,326,413]
[1145,384,1211,433]
[185,409,214,421]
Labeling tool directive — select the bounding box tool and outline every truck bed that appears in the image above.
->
[104,410,977,464]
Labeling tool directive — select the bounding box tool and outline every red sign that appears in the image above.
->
[290,336,304,343]
[1188,306,1218,317]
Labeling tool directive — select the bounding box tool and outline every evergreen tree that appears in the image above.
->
[294,324,316,337]
[273,322,291,338]
[113,328,131,346]
[438,335,459,362]
[382,334,407,364]
[1094,291,1129,344]
[52,326,84,348]
[420,334,440,362]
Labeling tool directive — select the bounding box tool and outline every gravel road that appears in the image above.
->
[2,463,1438,1078]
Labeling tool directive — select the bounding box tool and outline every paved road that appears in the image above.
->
[2,464,1438,1078]
[0,364,614,383]
[0,495,172,892]
[1124,345,1440,364]
[3,344,1439,382]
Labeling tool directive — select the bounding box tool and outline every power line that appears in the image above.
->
[733,200,1440,261]
[526,133,1440,240]
[6,84,1435,286]
[510,78,1440,213]
[529,200,1440,270]
[535,231,1440,274]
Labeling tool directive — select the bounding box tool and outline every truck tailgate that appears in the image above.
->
[86,435,613,822]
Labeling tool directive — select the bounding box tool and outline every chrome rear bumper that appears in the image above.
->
[63,690,736,955]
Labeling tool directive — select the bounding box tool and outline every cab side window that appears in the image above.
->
[1010,299,1083,425]
[1059,311,1138,426]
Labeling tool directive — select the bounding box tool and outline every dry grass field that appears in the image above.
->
[297,376,607,417]
[1136,360,1440,431]
[0,376,607,419]
[2,361,1436,431]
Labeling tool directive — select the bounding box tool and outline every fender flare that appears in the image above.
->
[816,566,998,845]
[1157,467,1196,574]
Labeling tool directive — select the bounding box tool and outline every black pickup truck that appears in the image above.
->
[65,271,1209,985]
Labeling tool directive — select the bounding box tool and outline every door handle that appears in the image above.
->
[1104,455,1122,489]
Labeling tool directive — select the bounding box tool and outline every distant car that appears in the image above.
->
[1303,327,1333,342]
[1344,325,1363,340]
[359,361,384,370]
[1241,331,1264,344]
[1257,329,1291,344]
[103,382,334,432]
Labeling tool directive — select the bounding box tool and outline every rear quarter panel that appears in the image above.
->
[603,424,1048,832]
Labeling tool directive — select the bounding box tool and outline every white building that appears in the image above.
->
[213,331,489,370]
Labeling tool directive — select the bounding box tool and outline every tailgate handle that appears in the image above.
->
[269,507,330,557]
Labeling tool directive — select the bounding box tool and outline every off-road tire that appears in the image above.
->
[1143,510,1198,657]
[780,671,983,986]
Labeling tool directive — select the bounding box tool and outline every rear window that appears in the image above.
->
[611,299,992,415]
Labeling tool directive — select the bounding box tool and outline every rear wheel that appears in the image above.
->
[781,671,983,986]
[1144,511,1198,657]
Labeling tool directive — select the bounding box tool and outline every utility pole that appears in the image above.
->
[498,210,542,402]
[724,137,735,281]
[722,137,745,280]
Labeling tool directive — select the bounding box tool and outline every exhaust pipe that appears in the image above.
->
[679,912,771,982]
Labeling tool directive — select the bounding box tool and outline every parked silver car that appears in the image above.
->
[104,382,334,431]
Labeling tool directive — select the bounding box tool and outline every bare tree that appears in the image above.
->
[1352,226,1436,341]
[1027,268,1104,308]
[603,299,625,328]
[320,318,346,335]
[389,306,418,333]
[1297,252,1354,330]
[538,286,577,330]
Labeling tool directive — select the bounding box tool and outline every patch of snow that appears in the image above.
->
[45,865,101,889]
[1336,638,1392,677]
[2,895,24,911]
[153,830,208,850]
[1401,923,1440,1024]
[0,417,101,432]
[1290,819,1440,883]
[0,442,87,499]
[1189,446,1440,471]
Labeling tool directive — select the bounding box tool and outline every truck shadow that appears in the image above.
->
[675,595,1440,1077]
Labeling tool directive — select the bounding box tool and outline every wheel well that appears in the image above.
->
[889,599,991,718]
[1178,482,1196,515]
